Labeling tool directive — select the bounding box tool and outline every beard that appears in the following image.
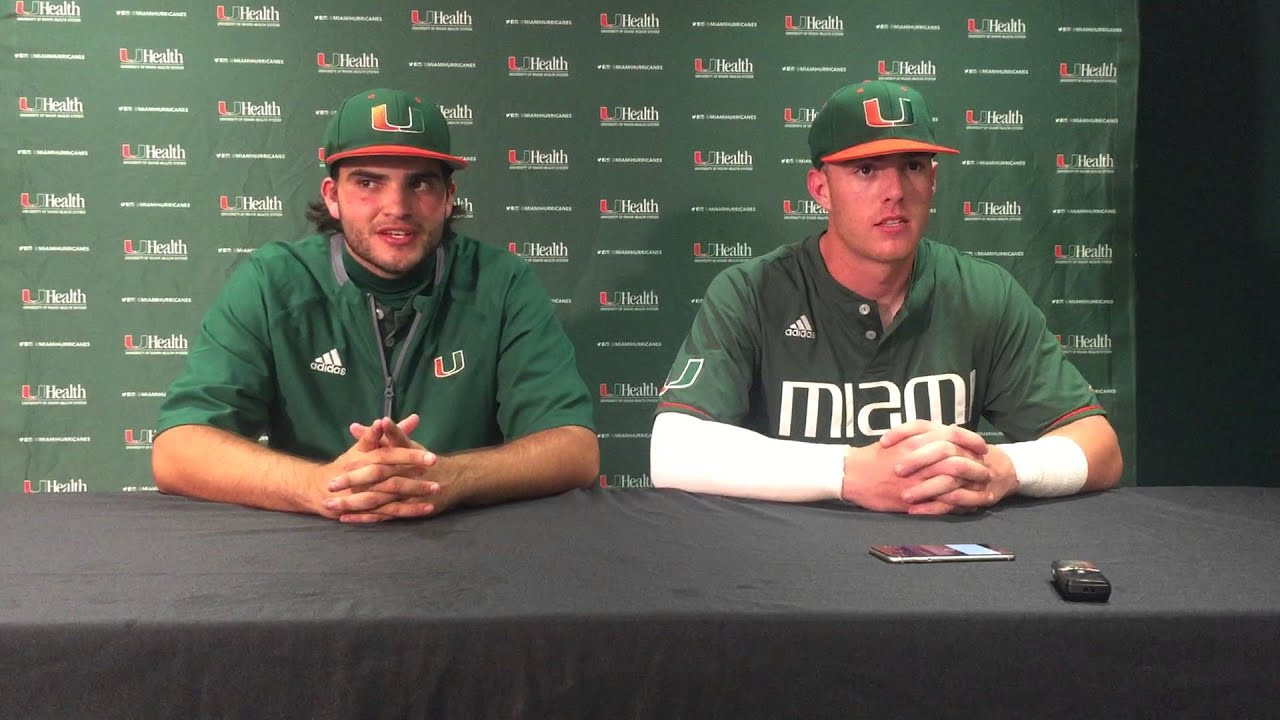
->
[340,221,442,279]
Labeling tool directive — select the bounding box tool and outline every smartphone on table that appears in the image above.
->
[869,543,1015,563]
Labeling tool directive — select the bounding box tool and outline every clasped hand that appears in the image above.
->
[842,420,1016,515]
[316,414,452,523]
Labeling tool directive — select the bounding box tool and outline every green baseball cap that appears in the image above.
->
[322,88,468,169]
[808,80,958,167]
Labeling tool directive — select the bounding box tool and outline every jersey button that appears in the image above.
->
[859,303,871,315]
[864,330,878,341]
[383,336,395,348]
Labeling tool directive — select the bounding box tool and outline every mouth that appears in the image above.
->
[876,216,908,228]
[376,227,419,246]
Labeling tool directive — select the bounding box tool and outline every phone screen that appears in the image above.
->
[869,543,1015,563]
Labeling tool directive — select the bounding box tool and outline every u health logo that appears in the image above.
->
[18,95,83,118]
[508,148,569,170]
[411,9,472,31]
[21,383,87,405]
[600,12,659,33]
[20,191,85,214]
[963,200,1022,222]
[122,143,187,166]
[783,199,826,220]
[967,17,1026,38]
[317,52,380,74]
[600,198,659,220]
[125,428,157,448]
[120,48,184,70]
[508,55,569,77]
[600,105,659,127]
[1059,62,1118,83]
[21,288,86,309]
[124,238,188,260]
[216,5,280,27]
[693,242,753,263]
[784,14,843,36]
[965,108,1023,130]
[217,99,282,122]
[694,57,753,78]
[219,194,283,216]
[15,0,80,22]
[877,59,935,81]
[599,290,659,311]
[693,149,752,171]
[784,106,817,128]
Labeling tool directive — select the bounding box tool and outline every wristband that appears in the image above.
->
[1001,436,1088,497]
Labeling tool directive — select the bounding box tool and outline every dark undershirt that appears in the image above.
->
[341,247,436,346]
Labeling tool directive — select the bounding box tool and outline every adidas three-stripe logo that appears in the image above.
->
[785,314,816,339]
[310,348,347,376]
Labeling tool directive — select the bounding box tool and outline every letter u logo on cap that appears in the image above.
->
[370,104,425,133]
[863,98,915,128]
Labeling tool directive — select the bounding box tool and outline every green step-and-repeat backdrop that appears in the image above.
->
[3,1,1137,494]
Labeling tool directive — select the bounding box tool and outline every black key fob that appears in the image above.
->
[1051,560,1111,602]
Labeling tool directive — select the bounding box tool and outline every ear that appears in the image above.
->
[445,179,457,215]
[320,175,340,220]
[931,159,939,194]
[806,166,832,210]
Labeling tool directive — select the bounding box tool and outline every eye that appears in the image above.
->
[413,177,442,192]
[907,159,926,172]
[855,164,874,176]
[356,177,377,189]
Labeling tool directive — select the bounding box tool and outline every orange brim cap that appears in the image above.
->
[324,145,469,169]
[821,138,959,164]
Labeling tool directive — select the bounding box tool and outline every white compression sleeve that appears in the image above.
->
[649,412,846,502]
[1003,436,1089,497]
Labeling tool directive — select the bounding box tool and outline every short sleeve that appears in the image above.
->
[656,268,761,423]
[156,259,276,438]
[494,265,595,439]
[982,277,1105,441]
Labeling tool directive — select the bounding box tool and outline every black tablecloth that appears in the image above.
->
[2,487,1278,718]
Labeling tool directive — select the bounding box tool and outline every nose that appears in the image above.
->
[381,183,414,218]
[880,166,907,203]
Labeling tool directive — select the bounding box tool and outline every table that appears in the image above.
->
[2,487,1277,718]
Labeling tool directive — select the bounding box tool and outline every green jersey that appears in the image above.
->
[657,235,1103,445]
[158,232,594,460]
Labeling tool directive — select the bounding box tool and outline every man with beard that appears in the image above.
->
[153,88,597,522]
[650,81,1121,513]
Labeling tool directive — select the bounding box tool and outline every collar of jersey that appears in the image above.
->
[328,233,447,310]
[802,234,937,323]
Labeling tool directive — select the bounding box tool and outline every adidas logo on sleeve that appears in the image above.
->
[310,348,347,376]
[785,314,816,339]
